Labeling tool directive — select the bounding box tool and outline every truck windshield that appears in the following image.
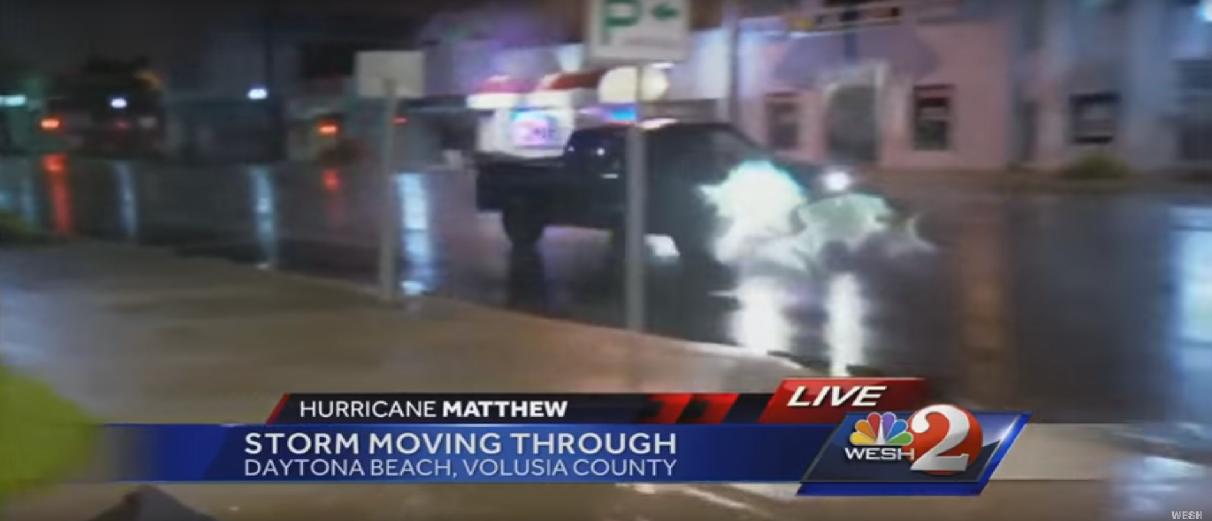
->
[705,126,769,165]
[653,125,773,182]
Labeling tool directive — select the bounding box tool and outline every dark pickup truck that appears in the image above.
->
[475,121,888,265]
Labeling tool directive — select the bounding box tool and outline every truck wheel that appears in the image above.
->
[502,207,545,249]
[671,230,718,273]
[819,241,857,272]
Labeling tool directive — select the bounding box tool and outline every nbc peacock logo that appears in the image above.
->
[851,412,915,446]
[844,412,916,462]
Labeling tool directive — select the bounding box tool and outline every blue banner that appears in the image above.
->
[106,409,1029,496]
[112,424,831,483]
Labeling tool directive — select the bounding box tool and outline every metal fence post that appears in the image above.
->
[624,66,647,331]
[377,78,402,302]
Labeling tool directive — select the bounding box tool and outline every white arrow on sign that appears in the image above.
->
[586,0,691,65]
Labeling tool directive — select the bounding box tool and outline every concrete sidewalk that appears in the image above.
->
[2,242,1210,521]
[866,168,1212,195]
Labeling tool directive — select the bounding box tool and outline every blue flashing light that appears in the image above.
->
[604,105,637,123]
[0,95,27,107]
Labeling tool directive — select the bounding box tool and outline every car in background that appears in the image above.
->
[475,121,915,269]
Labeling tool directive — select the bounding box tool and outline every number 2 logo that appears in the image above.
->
[904,404,984,475]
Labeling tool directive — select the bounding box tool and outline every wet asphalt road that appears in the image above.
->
[1,155,1210,426]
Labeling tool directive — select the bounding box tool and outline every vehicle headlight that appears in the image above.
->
[821,169,854,193]
[699,160,808,261]
[699,160,806,222]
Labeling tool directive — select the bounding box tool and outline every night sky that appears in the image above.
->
[0,0,462,72]
[0,0,762,76]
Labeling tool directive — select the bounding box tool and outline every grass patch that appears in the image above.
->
[0,364,99,502]
[1179,170,1212,183]
[0,210,44,245]
[1057,152,1134,181]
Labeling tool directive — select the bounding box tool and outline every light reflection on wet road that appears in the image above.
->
[2,157,1210,428]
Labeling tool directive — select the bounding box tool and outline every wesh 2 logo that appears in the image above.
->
[787,378,1031,495]
[844,404,983,475]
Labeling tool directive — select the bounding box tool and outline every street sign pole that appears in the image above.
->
[586,0,688,332]
[377,78,401,303]
[354,51,424,303]
[723,0,741,122]
[624,66,646,331]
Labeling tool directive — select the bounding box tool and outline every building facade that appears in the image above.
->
[10,0,1204,171]
[1014,0,1211,172]
[0,0,425,161]
[162,12,423,163]
[413,0,1212,174]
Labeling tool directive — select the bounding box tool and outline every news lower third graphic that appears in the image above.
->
[799,405,1029,496]
[98,379,1030,496]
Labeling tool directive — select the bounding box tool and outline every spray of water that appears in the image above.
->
[699,160,806,263]
[699,160,934,271]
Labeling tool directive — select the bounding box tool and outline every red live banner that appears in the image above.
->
[758,378,928,424]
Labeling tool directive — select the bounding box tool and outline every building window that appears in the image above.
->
[1020,0,1046,51]
[764,92,800,151]
[1177,59,1212,162]
[911,85,954,150]
[1069,92,1120,144]
[822,0,884,7]
[298,42,383,80]
[1178,59,1212,92]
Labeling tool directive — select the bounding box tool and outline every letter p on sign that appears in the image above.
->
[586,0,690,65]
[602,0,642,45]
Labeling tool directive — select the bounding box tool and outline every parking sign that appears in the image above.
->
[586,0,691,65]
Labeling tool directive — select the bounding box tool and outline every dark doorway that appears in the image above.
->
[825,84,879,164]
[1012,99,1038,165]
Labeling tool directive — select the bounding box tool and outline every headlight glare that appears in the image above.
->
[821,170,854,193]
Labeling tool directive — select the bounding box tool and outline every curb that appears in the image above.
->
[64,239,816,372]
[870,176,1212,195]
[1095,423,1212,467]
[85,486,217,521]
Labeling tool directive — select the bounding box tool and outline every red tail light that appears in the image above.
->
[322,169,341,192]
[43,154,66,173]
